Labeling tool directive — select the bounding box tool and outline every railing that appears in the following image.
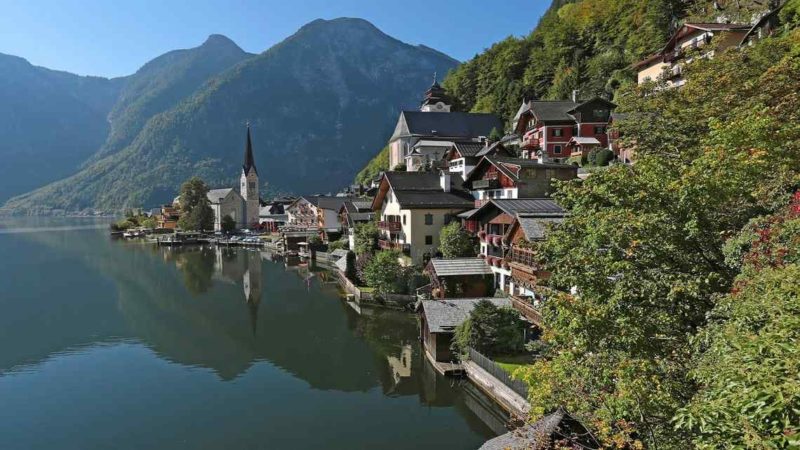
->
[467,347,529,399]
[509,247,538,268]
[378,221,401,232]
[510,295,543,327]
[379,239,409,252]
[521,136,540,149]
[472,179,499,190]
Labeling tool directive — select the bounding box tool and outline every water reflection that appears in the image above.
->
[0,222,504,447]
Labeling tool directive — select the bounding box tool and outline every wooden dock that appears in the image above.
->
[423,349,464,376]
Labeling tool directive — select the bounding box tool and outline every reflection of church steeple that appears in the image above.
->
[242,251,262,337]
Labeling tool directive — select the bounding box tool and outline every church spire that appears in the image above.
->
[242,123,257,175]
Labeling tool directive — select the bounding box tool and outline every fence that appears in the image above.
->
[467,347,529,399]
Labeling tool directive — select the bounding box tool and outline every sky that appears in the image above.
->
[0,0,550,78]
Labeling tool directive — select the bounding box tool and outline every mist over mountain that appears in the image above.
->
[2,18,458,214]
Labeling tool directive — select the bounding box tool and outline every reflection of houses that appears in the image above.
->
[420,298,512,364]
[371,171,474,264]
[424,258,495,299]
[386,344,413,386]
[388,79,504,170]
[633,22,750,88]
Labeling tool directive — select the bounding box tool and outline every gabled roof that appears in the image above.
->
[207,188,236,204]
[452,141,486,157]
[391,111,503,141]
[476,141,510,158]
[566,96,617,115]
[740,2,788,46]
[515,216,564,241]
[633,22,751,69]
[530,101,578,123]
[300,195,356,212]
[465,156,577,184]
[372,171,472,210]
[490,199,565,216]
[421,298,513,333]
[427,258,494,277]
[393,190,474,209]
[513,99,532,122]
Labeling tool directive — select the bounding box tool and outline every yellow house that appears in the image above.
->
[371,171,474,265]
[633,22,750,88]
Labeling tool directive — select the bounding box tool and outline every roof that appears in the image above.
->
[207,188,235,204]
[476,141,508,157]
[530,101,578,123]
[467,156,577,183]
[492,199,564,216]
[457,208,480,219]
[740,3,787,46]
[384,172,443,191]
[517,216,564,241]
[393,190,474,209]
[242,125,257,175]
[634,22,751,69]
[303,196,357,212]
[427,258,494,277]
[480,407,599,450]
[393,111,503,141]
[421,298,512,333]
[513,99,532,122]
[452,141,486,157]
[570,136,601,145]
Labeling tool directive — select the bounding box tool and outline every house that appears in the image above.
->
[479,407,600,450]
[258,197,294,232]
[156,201,181,229]
[740,1,788,47]
[371,171,474,265]
[424,258,495,299]
[445,141,511,178]
[464,156,577,205]
[461,198,564,293]
[514,96,617,162]
[285,197,318,229]
[207,188,244,231]
[633,22,750,87]
[339,200,375,250]
[420,298,512,363]
[286,196,356,240]
[505,212,563,299]
[388,80,504,169]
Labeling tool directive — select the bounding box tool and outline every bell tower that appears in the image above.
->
[240,124,259,227]
[420,73,451,113]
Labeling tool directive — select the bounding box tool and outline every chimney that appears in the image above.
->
[572,90,579,103]
[440,170,451,192]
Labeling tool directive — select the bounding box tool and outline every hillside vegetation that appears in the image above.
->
[517,23,800,449]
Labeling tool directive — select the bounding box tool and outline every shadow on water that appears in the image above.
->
[0,218,508,447]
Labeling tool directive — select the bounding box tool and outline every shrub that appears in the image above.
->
[363,251,403,294]
[451,300,526,357]
[345,251,358,282]
[221,215,236,233]
[354,222,379,255]
[586,148,614,166]
[439,223,478,258]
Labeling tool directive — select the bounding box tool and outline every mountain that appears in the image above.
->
[89,34,253,162]
[0,54,124,202]
[4,18,459,214]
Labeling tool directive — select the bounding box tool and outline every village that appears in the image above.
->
[107,10,790,448]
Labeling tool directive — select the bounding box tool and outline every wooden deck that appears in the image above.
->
[423,349,464,376]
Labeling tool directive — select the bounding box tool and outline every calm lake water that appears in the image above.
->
[0,218,505,450]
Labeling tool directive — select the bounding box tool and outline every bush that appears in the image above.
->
[451,300,526,358]
[586,148,614,166]
[328,238,348,251]
[355,252,373,285]
[354,222,379,255]
[221,214,236,233]
[345,251,358,282]
[307,234,323,250]
[363,251,403,294]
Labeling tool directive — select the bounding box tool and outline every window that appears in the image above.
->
[402,215,406,225]
[444,215,452,225]
[424,214,433,225]
[551,128,563,137]
[554,145,563,154]
[594,126,606,134]
[425,235,433,245]
[248,182,255,189]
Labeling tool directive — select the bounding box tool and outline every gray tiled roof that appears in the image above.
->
[491,199,565,216]
[207,188,235,204]
[517,216,564,241]
[452,141,486,157]
[530,100,578,123]
[428,258,494,276]
[393,190,474,209]
[385,172,443,191]
[422,298,512,333]
[399,111,503,139]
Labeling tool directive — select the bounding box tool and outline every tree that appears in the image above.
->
[140,216,157,229]
[489,127,503,142]
[307,234,323,250]
[451,300,526,357]
[220,214,236,233]
[363,251,403,294]
[354,221,380,255]
[439,223,477,258]
[177,177,214,231]
[345,251,358,282]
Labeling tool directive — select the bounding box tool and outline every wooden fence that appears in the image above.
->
[467,347,529,399]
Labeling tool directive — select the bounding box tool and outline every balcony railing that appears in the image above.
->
[378,221,401,232]
[510,295,543,327]
[509,247,538,269]
[472,178,499,190]
[379,239,410,253]
[522,135,540,149]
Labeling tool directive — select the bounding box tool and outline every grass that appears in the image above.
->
[494,354,535,377]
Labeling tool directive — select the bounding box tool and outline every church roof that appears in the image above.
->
[207,188,235,204]
[242,125,257,175]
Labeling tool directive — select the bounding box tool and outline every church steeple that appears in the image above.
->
[420,73,451,112]
[242,124,257,175]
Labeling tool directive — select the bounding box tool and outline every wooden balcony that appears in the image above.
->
[378,221,401,232]
[378,239,409,253]
[509,247,538,268]
[510,295,542,327]
[472,178,500,190]
[521,135,540,149]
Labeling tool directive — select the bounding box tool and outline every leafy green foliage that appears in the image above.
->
[782,0,800,28]
[452,300,526,357]
[363,251,403,294]
[516,29,800,449]
[354,145,389,185]
[354,221,380,256]
[345,251,358,282]
[438,223,477,258]
[221,214,236,233]
[586,148,614,166]
[177,177,213,231]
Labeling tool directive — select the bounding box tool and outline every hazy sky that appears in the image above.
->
[0,0,549,78]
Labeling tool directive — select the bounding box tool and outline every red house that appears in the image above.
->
[514,96,616,162]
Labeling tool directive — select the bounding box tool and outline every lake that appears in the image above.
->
[0,218,505,449]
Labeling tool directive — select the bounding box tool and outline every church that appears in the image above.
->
[207,125,261,231]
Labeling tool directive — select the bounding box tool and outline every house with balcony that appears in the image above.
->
[388,80,504,170]
[459,198,564,293]
[371,171,474,265]
[513,96,616,162]
[444,141,511,179]
[464,156,577,206]
[338,200,375,250]
[285,195,356,239]
[633,22,750,88]
[504,212,564,299]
